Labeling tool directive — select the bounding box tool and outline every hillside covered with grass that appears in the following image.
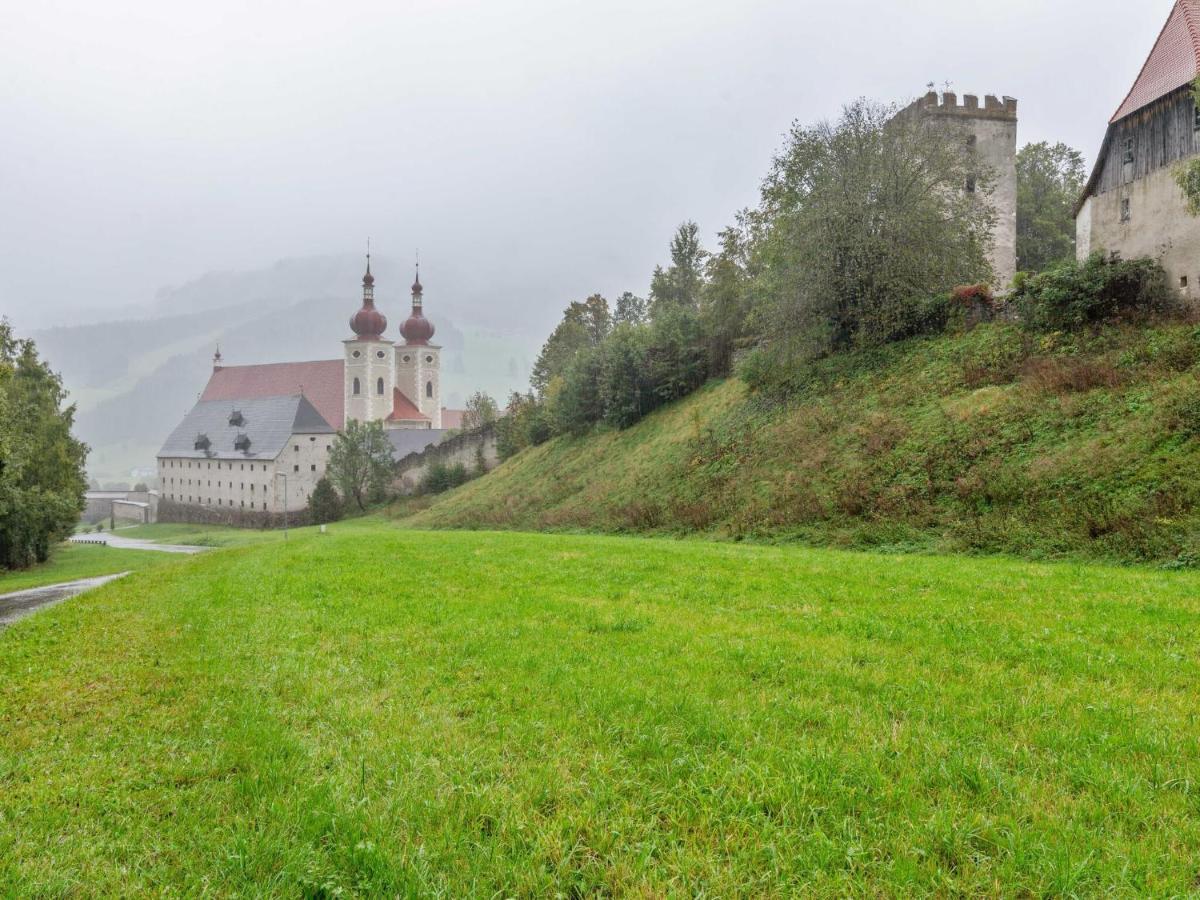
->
[4,520,1200,894]
[410,322,1200,564]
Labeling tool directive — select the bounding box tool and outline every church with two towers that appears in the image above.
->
[157,257,461,518]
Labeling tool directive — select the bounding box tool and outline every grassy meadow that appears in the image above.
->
[3,518,1200,894]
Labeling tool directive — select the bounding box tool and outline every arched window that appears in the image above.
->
[352,377,360,395]
[376,377,384,395]
[425,380,433,398]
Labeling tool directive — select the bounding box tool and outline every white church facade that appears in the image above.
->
[157,258,461,517]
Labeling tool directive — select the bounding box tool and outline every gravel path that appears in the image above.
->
[69,533,206,554]
[0,572,131,628]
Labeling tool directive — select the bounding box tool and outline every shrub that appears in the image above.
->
[307,476,343,524]
[1020,357,1122,394]
[1012,253,1174,332]
[420,461,471,495]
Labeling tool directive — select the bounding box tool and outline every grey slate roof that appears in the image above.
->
[158,394,335,460]
[385,429,449,459]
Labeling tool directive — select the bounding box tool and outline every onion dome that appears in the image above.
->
[349,255,387,339]
[400,264,435,345]
[400,310,435,345]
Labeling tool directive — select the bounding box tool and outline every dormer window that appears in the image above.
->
[234,433,252,452]
[228,410,244,427]
[194,433,211,451]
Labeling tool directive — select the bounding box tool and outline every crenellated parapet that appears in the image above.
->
[907,91,1018,122]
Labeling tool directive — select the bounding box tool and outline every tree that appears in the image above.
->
[613,291,648,326]
[326,419,394,511]
[496,391,551,459]
[645,305,708,405]
[701,216,754,376]
[597,323,652,428]
[752,98,994,361]
[460,391,499,432]
[548,347,604,435]
[0,321,88,569]
[530,294,611,396]
[1016,141,1087,273]
[133,482,149,493]
[307,475,343,524]
[650,222,708,315]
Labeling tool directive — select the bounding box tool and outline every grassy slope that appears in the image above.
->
[0,543,183,594]
[2,520,1200,894]
[411,322,1200,563]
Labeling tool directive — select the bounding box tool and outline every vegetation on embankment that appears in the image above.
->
[4,521,1200,894]
[410,321,1200,564]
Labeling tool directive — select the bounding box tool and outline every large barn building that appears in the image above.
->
[1076,0,1200,295]
[157,258,462,518]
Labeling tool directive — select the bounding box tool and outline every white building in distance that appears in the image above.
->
[157,257,465,519]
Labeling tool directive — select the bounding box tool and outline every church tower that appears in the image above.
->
[344,253,395,424]
[396,265,442,429]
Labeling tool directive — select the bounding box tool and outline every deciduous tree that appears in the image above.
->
[1017,141,1087,273]
[327,419,394,511]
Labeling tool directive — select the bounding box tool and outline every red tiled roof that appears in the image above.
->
[202,360,346,428]
[1111,0,1200,122]
[387,388,429,422]
[440,408,466,430]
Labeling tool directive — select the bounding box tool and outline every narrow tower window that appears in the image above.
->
[377,377,384,395]
[426,381,433,398]
[353,377,361,395]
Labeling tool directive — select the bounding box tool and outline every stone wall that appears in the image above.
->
[157,498,312,530]
[394,425,499,493]
[1077,166,1200,303]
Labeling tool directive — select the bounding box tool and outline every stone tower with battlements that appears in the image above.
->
[903,91,1019,290]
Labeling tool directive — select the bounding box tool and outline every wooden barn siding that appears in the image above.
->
[1096,87,1199,195]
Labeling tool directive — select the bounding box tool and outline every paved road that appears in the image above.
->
[69,533,206,554]
[0,572,130,628]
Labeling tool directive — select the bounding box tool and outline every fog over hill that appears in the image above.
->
[33,255,542,483]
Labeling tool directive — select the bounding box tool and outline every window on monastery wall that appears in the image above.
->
[426,381,433,398]
[1120,198,1131,223]
[377,377,384,395]
[1123,138,1134,165]
[311,464,316,472]
[353,377,361,395]
[293,465,299,473]
[966,175,977,194]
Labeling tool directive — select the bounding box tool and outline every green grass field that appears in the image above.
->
[3,518,1200,894]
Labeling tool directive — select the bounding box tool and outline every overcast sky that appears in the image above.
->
[0,0,1171,334]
